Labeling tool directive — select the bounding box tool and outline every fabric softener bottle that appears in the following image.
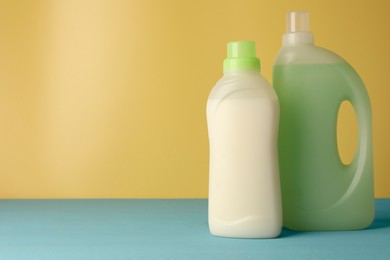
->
[207,41,282,238]
[273,11,374,230]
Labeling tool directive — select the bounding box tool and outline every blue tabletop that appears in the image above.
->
[0,199,389,260]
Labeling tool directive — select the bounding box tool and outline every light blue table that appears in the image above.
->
[0,199,389,259]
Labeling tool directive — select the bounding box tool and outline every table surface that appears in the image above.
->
[0,199,389,260]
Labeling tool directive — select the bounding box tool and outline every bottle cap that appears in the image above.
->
[283,11,314,46]
[223,41,260,72]
[286,11,310,33]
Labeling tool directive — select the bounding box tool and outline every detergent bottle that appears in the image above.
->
[273,11,374,230]
[207,41,282,238]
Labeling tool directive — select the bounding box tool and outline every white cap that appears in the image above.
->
[286,11,310,33]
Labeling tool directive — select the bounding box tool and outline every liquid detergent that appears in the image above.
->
[207,41,282,238]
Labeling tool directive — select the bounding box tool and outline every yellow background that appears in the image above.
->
[0,0,389,198]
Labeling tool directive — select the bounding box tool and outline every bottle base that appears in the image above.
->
[209,216,282,239]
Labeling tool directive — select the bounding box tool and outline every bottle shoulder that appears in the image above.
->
[274,45,346,66]
[208,72,277,101]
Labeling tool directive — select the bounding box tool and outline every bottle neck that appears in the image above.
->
[282,31,314,47]
[223,69,260,76]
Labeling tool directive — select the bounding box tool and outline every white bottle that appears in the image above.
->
[207,41,282,238]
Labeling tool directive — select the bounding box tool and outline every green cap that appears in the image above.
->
[223,41,260,72]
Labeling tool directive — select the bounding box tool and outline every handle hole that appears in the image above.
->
[337,100,358,165]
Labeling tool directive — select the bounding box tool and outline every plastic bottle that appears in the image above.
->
[207,41,282,238]
[273,11,374,230]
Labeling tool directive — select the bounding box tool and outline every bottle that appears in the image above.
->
[273,11,374,230]
[207,41,282,238]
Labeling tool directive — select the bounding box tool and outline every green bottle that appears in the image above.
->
[273,11,374,230]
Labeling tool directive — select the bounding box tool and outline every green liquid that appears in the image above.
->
[273,62,374,230]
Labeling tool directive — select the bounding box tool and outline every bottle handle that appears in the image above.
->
[336,63,373,205]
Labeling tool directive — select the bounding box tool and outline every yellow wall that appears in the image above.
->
[0,0,389,198]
